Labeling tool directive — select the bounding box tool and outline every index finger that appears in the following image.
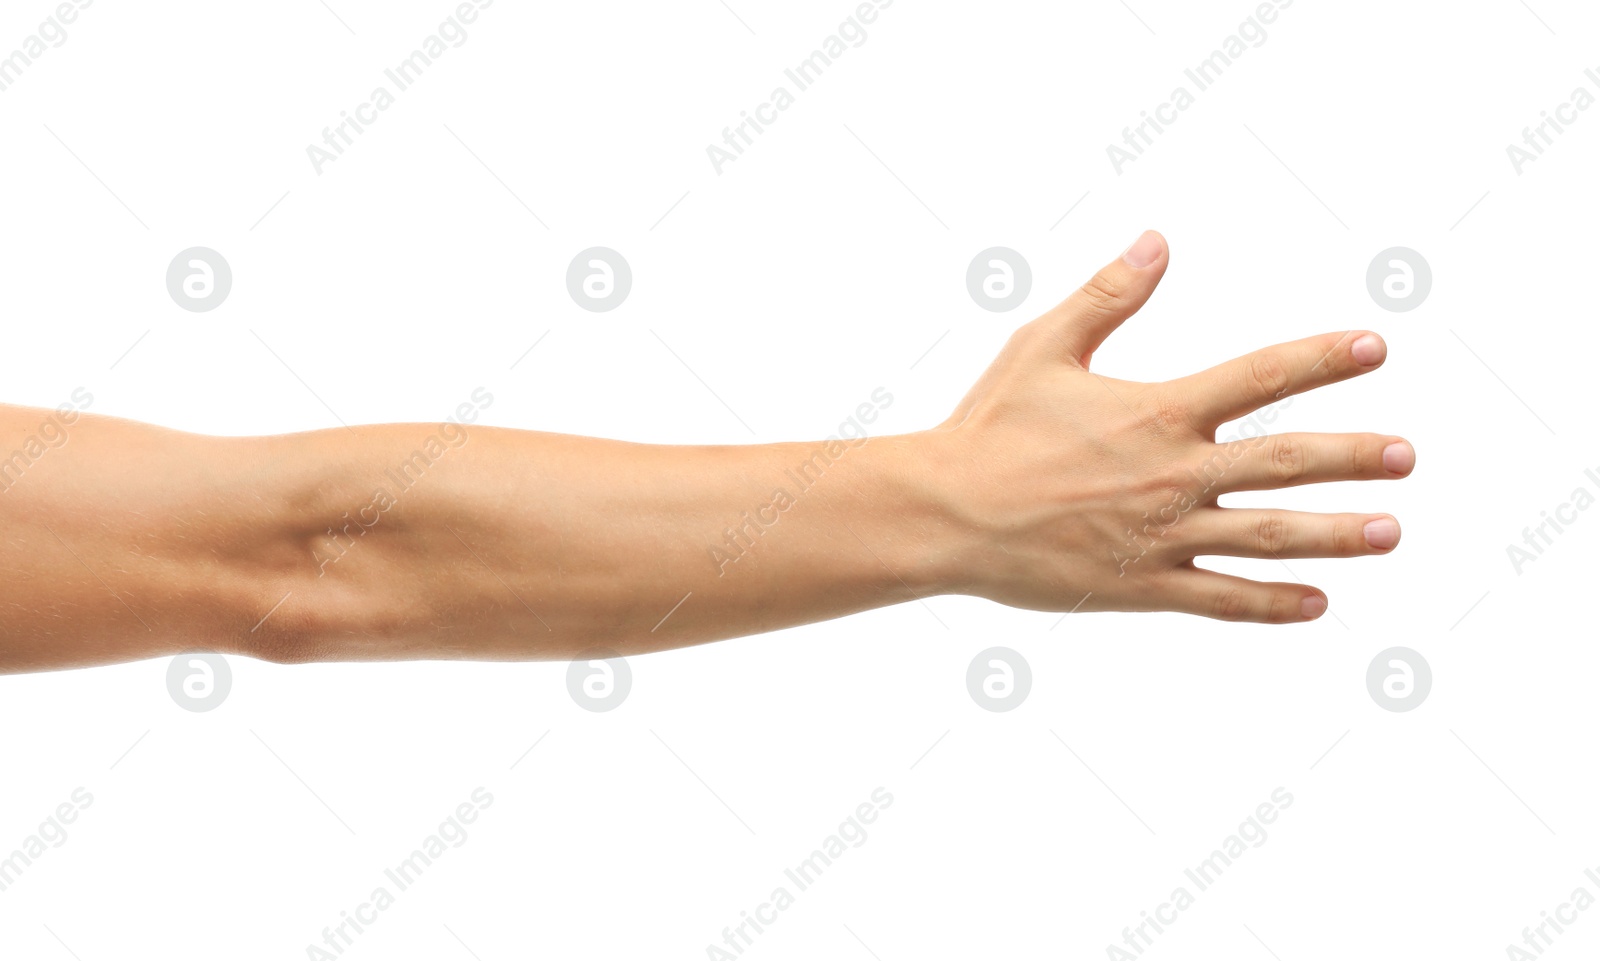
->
[1173,330,1386,429]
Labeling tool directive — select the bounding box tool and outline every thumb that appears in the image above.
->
[1047,230,1169,367]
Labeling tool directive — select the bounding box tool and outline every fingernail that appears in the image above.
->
[1121,230,1163,268]
[1363,516,1401,551]
[1301,595,1327,619]
[1351,333,1385,366]
[1382,440,1415,475]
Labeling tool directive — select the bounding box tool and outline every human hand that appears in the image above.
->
[919,230,1414,623]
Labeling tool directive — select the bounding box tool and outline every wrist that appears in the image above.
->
[855,429,984,600]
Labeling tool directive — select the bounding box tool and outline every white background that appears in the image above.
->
[2,0,1598,958]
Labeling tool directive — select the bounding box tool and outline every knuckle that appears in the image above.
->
[1267,589,1297,623]
[1245,354,1292,402]
[1145,393,1197,434]
[1077,273,1127,315]
[1352,436,1379,475]
[1190,447,1230,494]
[1267,437,1306,484]
[1331,516,1364,555]
[1253,513,1289,555]
[1152,469,1199,504]
[1212,586,1252,621]
[1007,318,1044,349]
[999,324,1039,360]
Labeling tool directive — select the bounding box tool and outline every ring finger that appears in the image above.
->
[1184,508,1402,559]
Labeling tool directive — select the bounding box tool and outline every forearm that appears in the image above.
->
[270,422,964,662]
[0,406,965,671]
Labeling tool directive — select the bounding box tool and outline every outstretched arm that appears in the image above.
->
[0,232,1413,674]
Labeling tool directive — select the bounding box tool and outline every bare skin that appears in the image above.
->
[0,232,1413,674]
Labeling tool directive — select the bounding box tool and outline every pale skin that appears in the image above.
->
[0,232,1413,675]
